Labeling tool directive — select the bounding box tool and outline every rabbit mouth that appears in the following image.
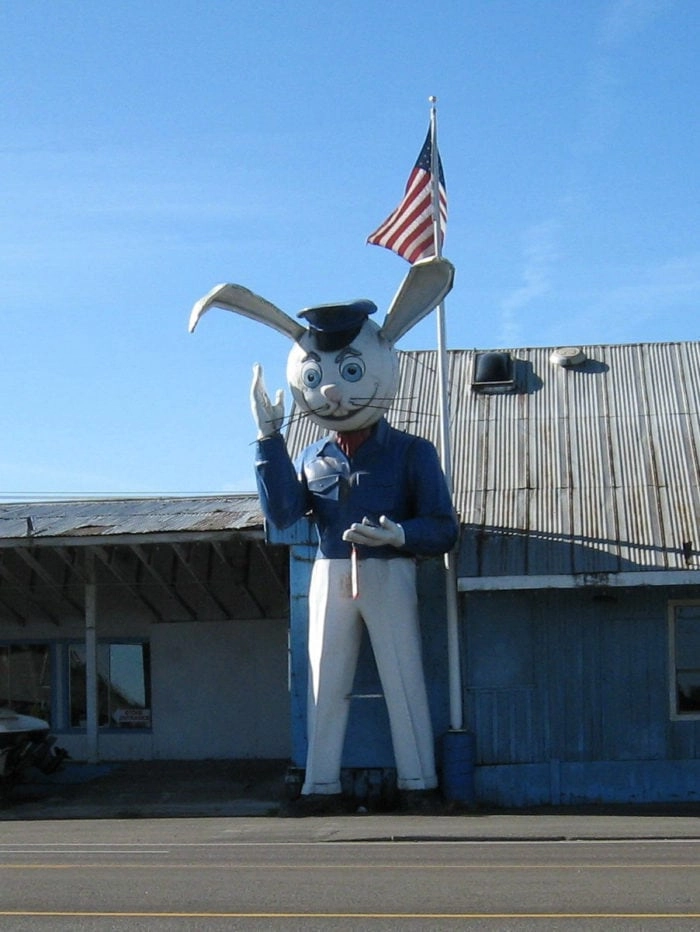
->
[311,401,362,421]
[317,407,364,422]
[308,386,381,421]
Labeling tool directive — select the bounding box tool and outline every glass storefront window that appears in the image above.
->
[0,644,51,719]
[69,641,151,729]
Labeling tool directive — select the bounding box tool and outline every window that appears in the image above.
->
[0,644,51,719]
[69,641,151,729]
[670,602,700,718]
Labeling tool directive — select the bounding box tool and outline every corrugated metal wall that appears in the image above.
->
[465,586,700,804]
[286,341,700,578]
[392,342,700,577]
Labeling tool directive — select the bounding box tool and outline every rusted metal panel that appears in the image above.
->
[286,340,700,580]
[0,495,263,544]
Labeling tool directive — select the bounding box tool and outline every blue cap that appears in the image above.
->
[297,299,377,351]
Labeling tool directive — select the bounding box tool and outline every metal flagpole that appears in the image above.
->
[428,96,463,732]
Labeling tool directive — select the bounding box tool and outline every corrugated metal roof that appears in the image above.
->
[0,494,263,544]
[286,341,700,578]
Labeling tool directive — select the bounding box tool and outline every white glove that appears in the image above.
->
[250,363,284,439]
[342,515,406,549]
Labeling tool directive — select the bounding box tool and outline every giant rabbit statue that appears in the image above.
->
[190,256,458,813]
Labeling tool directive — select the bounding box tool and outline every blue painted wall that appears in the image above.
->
[465,586,700,805]
[275,521,700,805]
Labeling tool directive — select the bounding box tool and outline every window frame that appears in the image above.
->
[668,599,700,721]
[66,637,152,733]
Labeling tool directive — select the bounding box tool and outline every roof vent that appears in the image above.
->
[550,346,586,367]
[471,352,516,393]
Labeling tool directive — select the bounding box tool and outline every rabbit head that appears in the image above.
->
[189,256,454,432]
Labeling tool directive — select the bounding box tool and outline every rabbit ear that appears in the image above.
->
[380,256,455,345]
[188,283,306,341]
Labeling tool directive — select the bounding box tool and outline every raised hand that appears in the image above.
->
[250,363,285,438]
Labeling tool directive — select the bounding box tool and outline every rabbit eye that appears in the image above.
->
[301,361,322,388]
[340,358,365,382]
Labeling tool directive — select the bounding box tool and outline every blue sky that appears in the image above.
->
[1,0,697,499]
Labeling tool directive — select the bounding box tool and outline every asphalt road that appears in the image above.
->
[2,817,699,930]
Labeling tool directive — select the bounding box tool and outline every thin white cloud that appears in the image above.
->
[498,0,683,349]
[499,220,561,346]
[589,252,700,320]
[598,0,673,49]
[541,251,700,346]
[573,0,674,157]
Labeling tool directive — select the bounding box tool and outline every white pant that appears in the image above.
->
[302,557,437,795]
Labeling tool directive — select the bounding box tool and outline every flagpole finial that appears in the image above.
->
[429,95,437,104]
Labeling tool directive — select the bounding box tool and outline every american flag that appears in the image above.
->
[367,128,447,264]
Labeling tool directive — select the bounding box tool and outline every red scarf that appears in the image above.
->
[335,428,372,459]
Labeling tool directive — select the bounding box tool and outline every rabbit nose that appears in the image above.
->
[321,384,343,403]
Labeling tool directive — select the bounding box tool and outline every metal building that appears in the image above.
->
[283,340,700,805]
[3,341,700,805]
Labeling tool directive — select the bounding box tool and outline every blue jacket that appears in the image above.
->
[254,418,459,560]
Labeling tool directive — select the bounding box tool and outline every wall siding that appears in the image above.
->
[465,586,700,804]
[0,573,291,763]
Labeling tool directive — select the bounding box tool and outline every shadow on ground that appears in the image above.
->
[1,759,288,820]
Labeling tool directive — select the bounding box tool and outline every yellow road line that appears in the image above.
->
[2,911,700,920]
